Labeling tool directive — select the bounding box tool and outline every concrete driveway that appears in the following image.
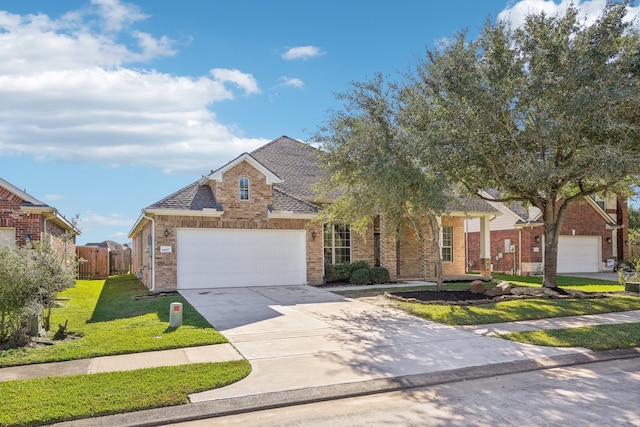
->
[180,285,590,402]
[561,272,619,282]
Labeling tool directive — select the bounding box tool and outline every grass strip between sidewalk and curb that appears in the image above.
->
[0,360,251,427]
[0,275,227,367]
[500,323,640,351]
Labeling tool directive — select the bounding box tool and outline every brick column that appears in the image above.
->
[479,216,492,277]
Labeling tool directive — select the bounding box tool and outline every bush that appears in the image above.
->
[0,238,75,347]
[349,261,370,274]
[324,264,338,282]
[350,268,371,285]
[370,266,390,284]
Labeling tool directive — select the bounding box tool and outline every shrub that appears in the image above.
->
[324,264,338,282]
[335,264,352,281]
[370,266,390,284]
[350,268,371,285]
[348,261,370,274]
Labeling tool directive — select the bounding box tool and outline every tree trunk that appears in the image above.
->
[541,200,566,289]
[425,213,444,291]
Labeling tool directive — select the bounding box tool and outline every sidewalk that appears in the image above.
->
[0,344,243,383]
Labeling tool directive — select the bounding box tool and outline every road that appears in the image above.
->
[173,358,640,426]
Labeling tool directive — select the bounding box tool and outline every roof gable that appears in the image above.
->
[0,177,46,207]
[202,153,281,185]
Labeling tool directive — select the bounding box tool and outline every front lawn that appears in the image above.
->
[396,296,640,325]
[492,273,623,292]
[0,275,226,367]
[500,323,640,351]
[0,361,251,426]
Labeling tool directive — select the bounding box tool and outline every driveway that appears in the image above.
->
[561,272,619,282]
[180,285,590,402]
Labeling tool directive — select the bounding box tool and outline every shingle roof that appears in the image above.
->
[146,136,497,216]
[251,136,327,200]
[270,187,319,214]
[448,196,499,214]
[485,189,532,220]
[148,181,221,211]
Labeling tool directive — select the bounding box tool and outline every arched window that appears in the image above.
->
[239,177,250,201]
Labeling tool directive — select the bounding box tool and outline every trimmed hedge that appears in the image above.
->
[370,266,390,284]
[350,268,371,285]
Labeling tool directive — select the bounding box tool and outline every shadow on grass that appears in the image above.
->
[88,275,211,329]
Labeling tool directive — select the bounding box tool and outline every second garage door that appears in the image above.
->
[176,228,306,289]
[557,236,601,273]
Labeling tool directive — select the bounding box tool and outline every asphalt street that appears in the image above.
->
[172,358,640,427]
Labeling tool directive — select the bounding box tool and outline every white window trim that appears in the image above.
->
[441,225,453,263]
[323,224,352,265]
[239,177,250,201]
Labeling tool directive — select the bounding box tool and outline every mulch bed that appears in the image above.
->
[386,287,615,306]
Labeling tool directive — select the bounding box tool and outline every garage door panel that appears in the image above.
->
[177,229,306,289]
[557,236,600,273]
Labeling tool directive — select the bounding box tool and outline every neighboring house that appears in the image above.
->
[129,136,498,291]
[465,190,629,275]
[0,177,79,256]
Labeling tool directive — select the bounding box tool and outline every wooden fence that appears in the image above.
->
[109,248,132,275]
[77,246,109,279]
[76,246,131,279]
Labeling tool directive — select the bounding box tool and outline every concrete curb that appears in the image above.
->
[55,347,640,427]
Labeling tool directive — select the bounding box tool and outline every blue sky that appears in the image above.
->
[0,0,637,245]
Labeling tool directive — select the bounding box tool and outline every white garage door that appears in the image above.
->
[557,236,600,273]
[177,228,306,289]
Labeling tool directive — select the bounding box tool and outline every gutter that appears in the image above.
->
[143,212,156,292]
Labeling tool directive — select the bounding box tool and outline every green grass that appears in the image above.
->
[493,273,623,292]
[500,323,640,351]
[396,296,640,325]
[386,275,637,326]
[0,360,251,426]
[0,275,226,367]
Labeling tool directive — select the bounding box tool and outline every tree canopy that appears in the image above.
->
[402,1,640,287]
[313,74,452,289]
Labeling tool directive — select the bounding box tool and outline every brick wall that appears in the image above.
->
[466,198,621,275]
[215,161,272,221]
[0,186,42,246]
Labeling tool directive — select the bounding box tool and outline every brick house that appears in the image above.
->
[465,190,629,275]
[129,136,498,291]
[0,177,79,256]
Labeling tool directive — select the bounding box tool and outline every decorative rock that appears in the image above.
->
[485,281,512,297]
[469,280,486,294]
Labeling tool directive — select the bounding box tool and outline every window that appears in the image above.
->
[324,224,351,264]
[239,177,250,201]
[441,226,453,262]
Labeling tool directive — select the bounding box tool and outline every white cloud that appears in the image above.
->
[210,68,260,95]
[499,0,640,28]
[91,0,148,33]
[282,45,324,60]
[279,76,304,89]
[0,1,268,175]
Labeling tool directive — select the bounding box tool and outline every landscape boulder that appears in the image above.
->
[469,280,486,294]
[485,280,512,297]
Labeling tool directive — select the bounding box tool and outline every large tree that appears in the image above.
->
[403,2,640,287]
[314,74,452,289]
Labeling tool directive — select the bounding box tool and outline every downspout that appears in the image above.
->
[143,212,156,292]
[518,228,522,276]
